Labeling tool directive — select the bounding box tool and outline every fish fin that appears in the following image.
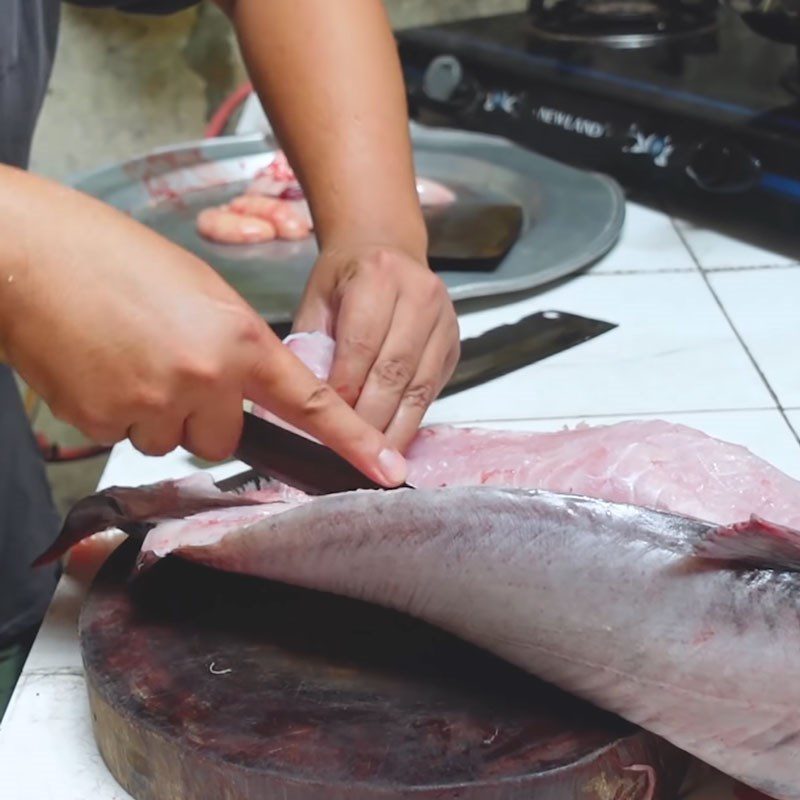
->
[31,493,128,567]
[694,516,800,571]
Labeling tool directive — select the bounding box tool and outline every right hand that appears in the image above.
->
[0,167,407,487]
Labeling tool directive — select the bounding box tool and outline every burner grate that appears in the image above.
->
[527,0,719,47]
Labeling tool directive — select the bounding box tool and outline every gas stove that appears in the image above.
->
[397,1,800,235]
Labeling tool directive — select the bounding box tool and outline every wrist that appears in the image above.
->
[318,217,429,266]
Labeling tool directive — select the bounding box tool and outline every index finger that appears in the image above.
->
[244,329,407,487]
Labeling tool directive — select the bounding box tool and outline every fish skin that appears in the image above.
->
[138,486,800,800]
[31,473,291,567]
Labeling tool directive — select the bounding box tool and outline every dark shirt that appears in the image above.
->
[0,0,199,645]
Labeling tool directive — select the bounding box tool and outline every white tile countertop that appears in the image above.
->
[1,198,799,800]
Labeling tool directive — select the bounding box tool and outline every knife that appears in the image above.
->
[30,418,403,568]
[234,412,412,496]
[440,310,617,398]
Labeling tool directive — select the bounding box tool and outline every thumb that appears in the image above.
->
[244,330,407,487]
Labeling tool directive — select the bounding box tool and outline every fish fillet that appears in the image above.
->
[47,330,800,799]
[271,331,800,529]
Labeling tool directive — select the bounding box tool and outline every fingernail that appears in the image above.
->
[378,448,407,486]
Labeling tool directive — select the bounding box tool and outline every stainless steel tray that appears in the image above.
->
[69,126,625,321]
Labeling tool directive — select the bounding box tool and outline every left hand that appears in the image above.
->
[293,244,460,451]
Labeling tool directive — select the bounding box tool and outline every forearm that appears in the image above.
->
[0,166,66,354]
[0,166,211,360]
[223,0,427,260]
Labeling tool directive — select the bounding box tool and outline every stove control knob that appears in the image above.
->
[422,55,470,105]
[686,139,762,193]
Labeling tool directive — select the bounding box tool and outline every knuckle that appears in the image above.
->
[131,426,181,457]
[342,332,379,361]
[176,356,221,387]
[192,440,236,463]
[374,355,415,389]
[403,381,435,410]
[418,272,447,303]
[236,313,264,346]
[133,387,170,414]
[363,247,395,275]
[74,407,110,438]
[302,381,339,417]
[137,439,174,458]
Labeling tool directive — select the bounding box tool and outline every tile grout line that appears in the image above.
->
[666,213,703,270]
[670,218,800,450]
[703,263,800,273]
[588,268,697,276]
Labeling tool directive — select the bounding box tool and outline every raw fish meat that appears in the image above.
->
[196,207,277,244]
[44,330,800,800]
[197,151,455,246]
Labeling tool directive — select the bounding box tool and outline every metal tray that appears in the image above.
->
[69,126,625,321]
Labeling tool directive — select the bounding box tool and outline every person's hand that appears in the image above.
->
[293,243,460,451]
[0,168,407,487]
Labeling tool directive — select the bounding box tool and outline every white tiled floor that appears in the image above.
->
[21,576,87,674]
[707,268,800,409]
[787,410,800,444]
[429,270,774,422]
[0,674,131,800]
[97,441,244,491]
[588,203,698,274]
[673,216,800,270]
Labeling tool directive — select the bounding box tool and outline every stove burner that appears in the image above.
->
[527,0,718,47]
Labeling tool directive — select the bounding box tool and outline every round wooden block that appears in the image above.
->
[80,540,689,800]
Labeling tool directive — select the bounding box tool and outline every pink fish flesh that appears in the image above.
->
[266,332,800,530]
[49,331,800,798]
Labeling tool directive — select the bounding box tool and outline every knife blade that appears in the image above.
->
[271,311,616,400]
[234,412,411,496]
[439,310,617,398]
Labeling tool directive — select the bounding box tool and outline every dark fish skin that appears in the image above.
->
[142,487,800,800]
[32,475,263,567]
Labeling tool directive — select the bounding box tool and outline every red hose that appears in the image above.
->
[35,434,112,464]
[204,82,254,138]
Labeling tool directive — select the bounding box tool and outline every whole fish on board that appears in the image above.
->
[39,331,800,800]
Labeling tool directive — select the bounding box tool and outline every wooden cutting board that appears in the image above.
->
[79,541,689,800]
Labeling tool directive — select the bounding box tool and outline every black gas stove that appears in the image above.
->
[397,1,800,235]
